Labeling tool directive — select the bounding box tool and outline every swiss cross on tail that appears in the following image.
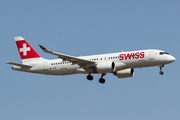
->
[15,37,41,59]
[20,43,30,56]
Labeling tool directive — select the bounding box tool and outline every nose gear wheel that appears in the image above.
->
[159,65,164,75]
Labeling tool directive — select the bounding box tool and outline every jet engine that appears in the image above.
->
[96,61,115,73]
[114,68,134,78]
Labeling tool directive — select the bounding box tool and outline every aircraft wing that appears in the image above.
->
[5,62,32,67]
[39,45,95,71]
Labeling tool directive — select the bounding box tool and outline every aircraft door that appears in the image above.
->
[149,51,154,60]
[43,62,48,71]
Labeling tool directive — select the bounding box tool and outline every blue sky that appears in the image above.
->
[1,0,180,120]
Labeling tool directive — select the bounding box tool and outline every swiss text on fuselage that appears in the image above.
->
[119,52,145,60]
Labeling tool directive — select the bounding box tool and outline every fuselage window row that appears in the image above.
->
[51,62,73,65]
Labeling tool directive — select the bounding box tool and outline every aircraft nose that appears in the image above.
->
[168,55,176,62]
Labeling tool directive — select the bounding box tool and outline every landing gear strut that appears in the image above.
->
[159,65,164,75]
[99,73,106,84]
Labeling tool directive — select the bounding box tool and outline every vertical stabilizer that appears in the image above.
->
[14,36,44,63]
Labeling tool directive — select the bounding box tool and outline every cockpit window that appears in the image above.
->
[159,52,169,55]
[159,52,164,55]
[164,52,169,55]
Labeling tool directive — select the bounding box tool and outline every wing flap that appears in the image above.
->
[5,62,32,67]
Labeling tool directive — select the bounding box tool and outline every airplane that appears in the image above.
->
[5,36,176,84]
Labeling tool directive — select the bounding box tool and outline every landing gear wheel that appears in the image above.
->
[159,71,164,75]
[99,78,105,84]
[87,74,93,80]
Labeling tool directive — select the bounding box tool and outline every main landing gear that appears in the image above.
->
[159,65,164,75]
[86,73,106,84]
[99,73,106,84]
[87,74,93,80]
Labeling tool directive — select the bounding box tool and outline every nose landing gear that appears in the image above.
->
[159,71,164,75]
[159,65,164,75]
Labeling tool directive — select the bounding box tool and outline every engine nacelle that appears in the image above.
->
[96,61,115,73]
[114,68,135,78]
[114,62,127,71]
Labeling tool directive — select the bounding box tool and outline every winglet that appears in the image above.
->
[39,44,53,53]
[39,44,47,51]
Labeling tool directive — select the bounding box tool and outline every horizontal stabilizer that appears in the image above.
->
[5,62,32,67]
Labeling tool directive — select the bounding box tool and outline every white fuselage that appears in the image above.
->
[12,49,175,76]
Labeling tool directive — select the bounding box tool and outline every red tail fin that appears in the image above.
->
[15,36,41,60]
